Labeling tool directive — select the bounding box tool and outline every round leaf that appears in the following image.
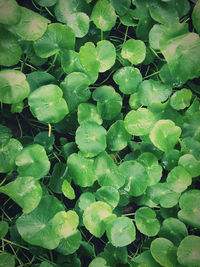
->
[106,120,132,152]
[150,120,181,154]
[83,201,113,237]
[178,189,200,229]
[16,195,64,249]
[0,27,22,67]
[0,0,21,25]
[138,152,162,186]
[135,207,160,237]
[16,144,50,179]
[92,86,122,121]
[67,153,96,187]
[9,7,50,41]
[0,176,42,213]
[119,161,149,197]
[150,238,177,267]
[91,0,117,31]
[28,84,69,124]
[77,192,96,211]
[167,166,192,193]
[96,40,116,72]
[138,79,172,106]
[113,66,142,94]
[158,218,188,246]
[124,108,156,136]
[34,23,75,58]
[56,230,82,255]
[0,70,30,104]
[0,252,15,267]
[170,88,192,110]
[78,103,102,125]
[95,186,119,210]
[106,217,135,247]
[75,122,107,157]
[67,12,89,38]
[177,235,200,266]
[178,154,200,178]
[0,138,23,173]
[121,39,146,65]
[0,221,9,239]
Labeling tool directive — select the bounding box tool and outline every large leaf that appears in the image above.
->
[16,195,64,249]
[15,144,50,179]
[0,70,30,104]
[0,176,42,213]
[28,84,69,124]
[0,0,21,25]
[34,23,75,58]
[9,7,50,41]
[91,0,117,31]
[121,39,146,65]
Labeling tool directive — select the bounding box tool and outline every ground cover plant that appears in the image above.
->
[0,0,200,266]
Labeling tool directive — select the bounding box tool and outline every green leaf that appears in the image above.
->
[89,257,108,267]
[34,23,75,58]
[178,189,200,229]
[34,131,54,153]
[16,195,64,249]
[150,238,177,267]
[106,120,132,152]
[138,79,172,106]
[0,0,21,25]
[16,144,50,179]
[135,207,160,237]
[11,101,24,114]
[162,149,180,171]
[83,201,113,237]
[132,250,162,267]
[0,176,42,213]
[182,111,200,141]
[178,154,200,178]
[77,192,96,211]
[0,221,9,239]
[9,7,50,41]
[51,210,79,238]
[75,121,107,157]
[0,27,22,67]
[95,186,119,210]
[158,217,188,246]
[124,108,156,136]
[159,63,184,88]
[121,39,146,65]
[113,66,142,94]
[49,162,67,194]
[66,12,89,38]
[35,0,57,7]
[28,84,69,124]
[150,120,181,154]
[0,125,12,146]
[110,0,130,16]
[96,40,116,72]
[0,70,30,104]
[177,235,200,266]
[129,93,141,110]
[181,137,200,160]
[0,138,23,173]
[170,88,192,110]
[78,103,102,125]
[0,252,15,267]
[94,151,125,189]
[137,152,162,186]
[67,153,96,187]
[62,180,75,200]
[167,166,192,193]
[106,217,135,247]
[91,0,117,31]
[61,72,91,112]
[92,86,122,121]
[119,161,149,197]
[192,0,200,35]
[56,230,82,255]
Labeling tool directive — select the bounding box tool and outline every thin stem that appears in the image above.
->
[0,177,6,187]
[48,123,52,137]
[8,244,24,267]
[46,53,58,73]
[122,212,135,216]
[45,7,54,17]
[144,71,160,79]
[2,239,29,250]
[123,26,129,44]
[16,116,23,138]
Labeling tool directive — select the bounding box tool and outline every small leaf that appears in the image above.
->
[124,108,156,136]
[96,40,116,72]
[0,221,9,239]
[0,69,30,104]
[91,0,117,31]
[0,176,42,213]
[75,122,107,157]
[28,84,69,124]
[121,39,146,65]
[135,207,160,236]
[170,88,192,110]
[83,201,113,237]
[106,217,136,247]
[34,131,55,153]
[113,66,142,94]
[56,230,82,255]
[95,186,119,210]
[150,120,181,154]
[177,235,200,266]
[89,257,108,267]
[16,144,50,179]
[62,180,75,200]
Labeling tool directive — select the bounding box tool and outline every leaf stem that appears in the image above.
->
[123,26,129,44]
[144,71,160,79]
[2,239,29,251]
[48,123,52,137]
[46,53,58,73]
[45,7,55,17]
